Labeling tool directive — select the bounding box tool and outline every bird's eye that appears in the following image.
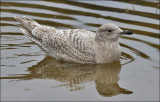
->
[108,30,112,32]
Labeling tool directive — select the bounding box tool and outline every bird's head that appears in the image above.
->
[96,23,133,42]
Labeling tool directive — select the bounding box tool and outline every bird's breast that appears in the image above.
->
[95,42,121,63]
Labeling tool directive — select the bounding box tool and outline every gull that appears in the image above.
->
[14,16,132,64]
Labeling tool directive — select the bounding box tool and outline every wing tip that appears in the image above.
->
[14,15,20,21]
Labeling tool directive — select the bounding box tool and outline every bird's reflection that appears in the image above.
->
[14,56,133,97]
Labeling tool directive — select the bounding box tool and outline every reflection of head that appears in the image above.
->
[95,61,133,97]
[96,83,133,97]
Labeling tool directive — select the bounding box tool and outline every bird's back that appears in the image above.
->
[39,27,96,63]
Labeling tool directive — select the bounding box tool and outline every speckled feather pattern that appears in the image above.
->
[14,16,123,64]
[33,26,96,63]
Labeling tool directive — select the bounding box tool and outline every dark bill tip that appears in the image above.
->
[120,30,133,35]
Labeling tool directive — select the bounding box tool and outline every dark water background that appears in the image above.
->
[1,0,159,101]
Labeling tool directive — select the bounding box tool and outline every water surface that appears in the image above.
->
[0,0,159,101]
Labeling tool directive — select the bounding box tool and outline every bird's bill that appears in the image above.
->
[119,30,133,35]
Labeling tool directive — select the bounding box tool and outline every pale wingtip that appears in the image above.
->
[23,16,33,21]
[14,16,28,20]
[14,16,23,22]
[23,16,27,19]
[14,15,19,20]
[13,16,22,27]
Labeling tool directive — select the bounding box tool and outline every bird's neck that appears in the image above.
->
[95,37,118,44]
[95,40,119,48]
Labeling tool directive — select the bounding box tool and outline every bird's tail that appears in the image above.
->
[14,16,41,42]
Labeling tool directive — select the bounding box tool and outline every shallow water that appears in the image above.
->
[0,0,159,101]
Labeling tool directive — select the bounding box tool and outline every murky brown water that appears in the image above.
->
[0,0,159,101]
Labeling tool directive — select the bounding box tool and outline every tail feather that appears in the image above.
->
[14,16,41,32]
[14,16,33,33]
[14,16,42,43]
